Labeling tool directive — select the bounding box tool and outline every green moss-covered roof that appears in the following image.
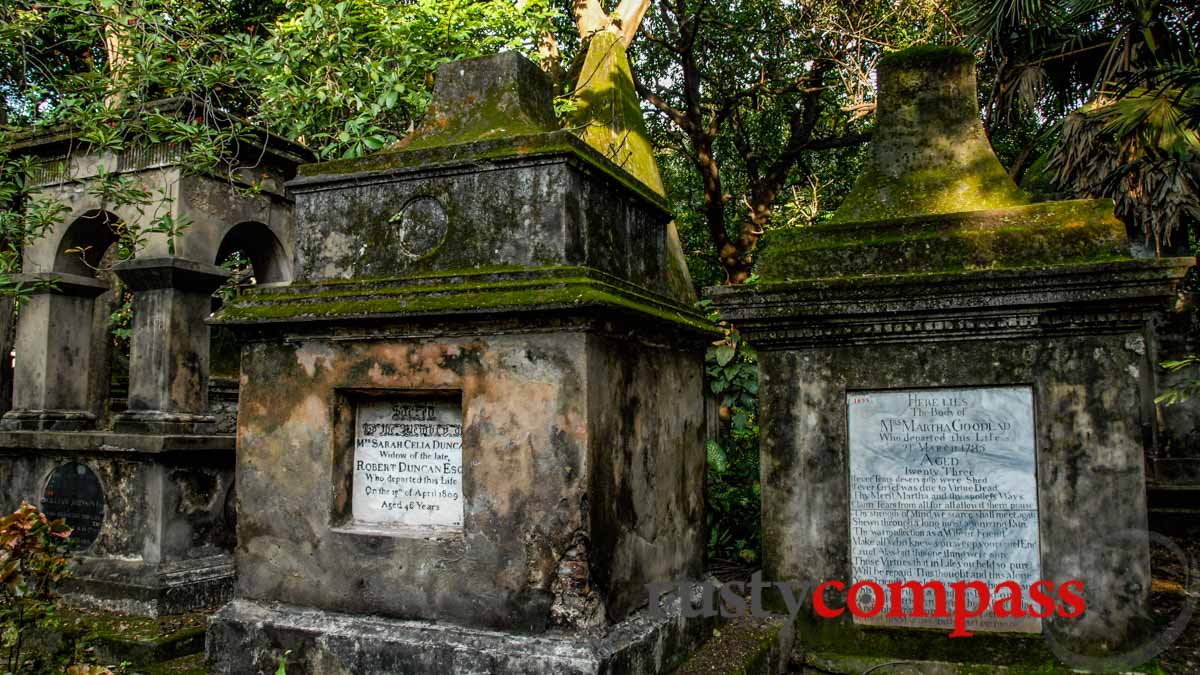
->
[759,199,1131,280]
[211,265,719,335]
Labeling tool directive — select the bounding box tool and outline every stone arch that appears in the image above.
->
[54,210,126,425]
[214,221,291,284]
[6,210,122,429]
[209,222,290,427]
[53,209,121,276]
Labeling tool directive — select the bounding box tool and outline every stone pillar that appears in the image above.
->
[112,257,229,434]
[2,273,110,430]
[0,295,16,414]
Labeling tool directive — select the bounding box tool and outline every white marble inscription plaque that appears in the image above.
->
[352,399,463,533]
[847,386,1041,633]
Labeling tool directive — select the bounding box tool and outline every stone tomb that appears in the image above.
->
[707,45,1194,664]
[206,52,714,674]
[0,104,311,616]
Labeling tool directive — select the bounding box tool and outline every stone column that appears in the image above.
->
[112,257,229,434]
[2,273,110,430]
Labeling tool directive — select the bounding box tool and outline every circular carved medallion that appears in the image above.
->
[390,197,448,260]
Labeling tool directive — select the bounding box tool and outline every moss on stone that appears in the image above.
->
[832,160,1029,225]
[564,33,698,303]
[138,653,208,675]
[831,43,1028,224]
[293,130,670,216]
[878,44,973,70]
[213,266,719,335]
[672,616,786,675]
[762,199,1129,281]
[398,80,557,151]
[567,31,667,198]
[794,614,1057,669]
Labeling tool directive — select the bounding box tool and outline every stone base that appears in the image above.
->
[1,408,97,431]
[63,554,234,618]
[207,595,717,675]
[112,410,217,435]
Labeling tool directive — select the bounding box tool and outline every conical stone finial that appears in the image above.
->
[567,31,695,301]
[567,31,666,197]
[832,46,1028,223]
[754,44,1130,281]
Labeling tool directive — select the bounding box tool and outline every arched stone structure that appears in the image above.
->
[3,99,312,434]
[0,100,313,616]
[214,220,292,284]
[209,222,291,412]
[3,210,118,430]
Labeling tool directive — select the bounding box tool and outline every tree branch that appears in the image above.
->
[614,0,651,47]
[573,0,608,38]
[634,78,691,131]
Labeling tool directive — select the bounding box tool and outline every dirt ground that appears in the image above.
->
[1147,530,1200,673]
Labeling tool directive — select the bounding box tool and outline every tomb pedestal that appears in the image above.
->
[0,431,236,616]
[707,46,1195,667]
[206,52,714,674]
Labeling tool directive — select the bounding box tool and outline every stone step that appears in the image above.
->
[135,652,208,675]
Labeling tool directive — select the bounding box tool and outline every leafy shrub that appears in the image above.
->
[698,300,761,566]
[1,502,72,674]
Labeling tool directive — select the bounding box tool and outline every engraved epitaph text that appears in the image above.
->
[41,462,105,550]
[353,398,463,533]
[847,387,1041,633]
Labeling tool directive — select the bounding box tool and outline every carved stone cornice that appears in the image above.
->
[704,258,1194,349]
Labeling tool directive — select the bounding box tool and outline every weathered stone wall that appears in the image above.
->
[233,332,588,631]
[290,154,670,299]
[585,332,706,621]
[0,440,234,562]
[0,433,235,614]
[758,331,1152,642]
[231,325,705,632]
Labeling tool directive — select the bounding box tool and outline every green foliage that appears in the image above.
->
[0,0,559,303]
[273,649,291,675]
[0,138,68,294]
[697,299,761,564]
[962,0,1200,252]
[0,502,72,674]
[253,0,557,159]
[634,0,957,284]
[1155,355,1200,405]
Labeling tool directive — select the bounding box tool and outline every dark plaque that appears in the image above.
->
[41,462,105,550]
